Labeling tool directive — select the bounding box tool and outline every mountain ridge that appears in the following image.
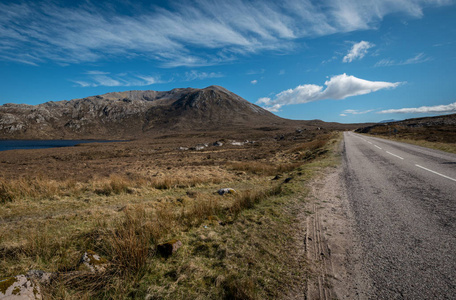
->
[0,86,288,140]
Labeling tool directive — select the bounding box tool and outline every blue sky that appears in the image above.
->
[1,0,455,123]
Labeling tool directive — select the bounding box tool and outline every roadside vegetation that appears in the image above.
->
[0,131,342,299]
[361,133,456,154]
[357,121,456,154]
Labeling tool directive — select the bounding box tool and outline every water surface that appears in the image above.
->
[0,140,121,152]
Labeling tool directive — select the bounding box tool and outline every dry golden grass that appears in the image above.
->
[0,130,338,299]
[228,161,301,175]
[289,137,329,153]
[0,177,79,202]
[103,206,155,274]
[363,133,456,154]
[0,173,227,202]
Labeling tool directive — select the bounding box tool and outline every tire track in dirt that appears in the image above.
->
[304,166,371,299]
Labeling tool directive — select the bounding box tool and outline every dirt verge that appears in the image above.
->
[300,165,371,299]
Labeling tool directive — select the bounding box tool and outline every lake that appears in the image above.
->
[0,140,122,152]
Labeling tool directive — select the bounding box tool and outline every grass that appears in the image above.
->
[228,161,301,176]
[0,131,340,299]
[363,133,456,154]
[0,173,227,202]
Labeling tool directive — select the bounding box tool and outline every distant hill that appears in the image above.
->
[356,113,456,143]
[0,86,305,140]
[378,119,399,123]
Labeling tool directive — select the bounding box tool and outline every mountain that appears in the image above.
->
[0,86,288,139]
[378,119,399,123]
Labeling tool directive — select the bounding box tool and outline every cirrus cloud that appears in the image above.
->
[378,102,456,114]
[340,109,375,116]
[374,53,432,67]
[257,74,402,111]
[72,71,162,87]
[0,1,452,66]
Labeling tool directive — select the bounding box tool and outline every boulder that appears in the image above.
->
[217,188,236,195]
[157,239,183,257]
[0,275,42,299]
[78,250,108,272]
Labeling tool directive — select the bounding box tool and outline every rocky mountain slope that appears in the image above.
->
[0,86,287,139]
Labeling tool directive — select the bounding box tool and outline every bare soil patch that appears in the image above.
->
[291,144,371,299]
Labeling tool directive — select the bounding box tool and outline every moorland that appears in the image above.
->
[0,86,357,299]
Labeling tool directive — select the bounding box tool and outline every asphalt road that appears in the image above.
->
[342,132,456,299]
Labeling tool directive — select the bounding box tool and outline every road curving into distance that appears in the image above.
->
[342,132,456,299]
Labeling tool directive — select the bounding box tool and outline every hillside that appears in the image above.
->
[0,86,287,140]
[356,113,456,143]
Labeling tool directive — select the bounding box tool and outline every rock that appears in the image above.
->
[157,239,183,257]
[194,144,207,151]
[283,177,293,183]
[25,270,53,286]
[271,174,282,180]
[217,188,236,195]
[0,275,42,299]
[79,250,109,272]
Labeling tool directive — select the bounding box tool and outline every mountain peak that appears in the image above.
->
[0,86,283,139]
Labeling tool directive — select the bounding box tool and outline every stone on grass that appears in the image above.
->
[157,239,183,257]
[26,270,53,286]
[283,177,293,183]
[0,275,42,299]
[272,174,282,180]
[217,188,236,195]
[79,250,108,272]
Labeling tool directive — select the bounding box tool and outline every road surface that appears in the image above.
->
[342,132,456,299]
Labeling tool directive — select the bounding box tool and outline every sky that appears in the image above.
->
[1,0,455,123]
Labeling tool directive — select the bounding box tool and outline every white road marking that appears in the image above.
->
[415,164,456,182]
[386,151,404,160]
[368,141,372,144]
[374,145,382,149]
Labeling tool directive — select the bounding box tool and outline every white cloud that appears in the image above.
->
[184,70,224,81]
[85,70,110,75]
[73,72,162,87]
[375,53,432,67]
[257,97,271,104]
[343,41,374,63]
[378,102,456,114]
[340,109,375,116]
[257,74,402,111]
[0,1,451,66]
[251,79,258,84]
